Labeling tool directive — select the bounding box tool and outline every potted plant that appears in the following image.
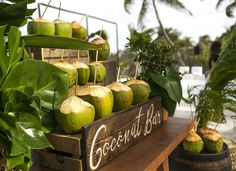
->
[169,25,236,171]
[125,28,182,118]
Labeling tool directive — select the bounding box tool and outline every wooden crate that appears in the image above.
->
[27,47,117,85]
[35,97,163,171]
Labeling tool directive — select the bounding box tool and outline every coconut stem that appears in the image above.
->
[61,49,64,61]
[77,50,80,62]
[58,1,61,20]
[116,66,120,82]
[93,63,98,86]
[195,117,200,131]
[41,0,52,18]
[207,113,214,127]
[74,71,78,96]
[214,115,223,130]
[99,26,103,37]
[134,63,139,80]
[41,48,45,61]
[79,15,85,24]
[93,25,103,85]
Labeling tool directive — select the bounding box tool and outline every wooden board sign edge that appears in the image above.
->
[81,96,163,171]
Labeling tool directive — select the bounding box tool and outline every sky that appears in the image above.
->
[23,0,236,53]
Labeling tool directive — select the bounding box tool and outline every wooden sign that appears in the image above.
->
[82,97,163,171]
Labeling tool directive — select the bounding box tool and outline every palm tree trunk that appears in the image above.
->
[152,0,185,65]
[151,0,174,46]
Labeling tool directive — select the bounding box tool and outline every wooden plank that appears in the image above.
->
[36,150,83,171]
[102,59,117,85]
[99,117,194,171]
[46,133,82,158]
[157,159,169,171]
[28,47,89,62]
[82,97,163,171]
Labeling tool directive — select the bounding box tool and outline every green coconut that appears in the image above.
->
[203,132,224,153]
[54,61,77,87]
[197,127,218,138]
[54,19,72,37]
[183,132,204,154]
[89,38,110,61]
[107,82,133,112]
[73,62,90,85]
[77,85,113,119]
[71,21,87,40]
[55,96,95,134]
[88,62,107,82]
[126,79,151,105]
[27,18,55,36]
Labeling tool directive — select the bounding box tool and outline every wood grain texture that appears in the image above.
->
[30,117,194,171]
[82,97,163,171]
[99,117,194,171]
[33,150,83,171]
[46,133,82,158]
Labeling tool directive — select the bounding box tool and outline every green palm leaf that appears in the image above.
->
[216,0,236,17]
[124,0,134,14]
[138,0,149,28]
[158,0,192,15]
[226,2,236,17]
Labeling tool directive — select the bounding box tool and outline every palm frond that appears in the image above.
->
[216,0,226,8]
[157,0,192,15]
[209,26,236,90]
[226,2,236,17]
[137,0,149,29]
[124,0,134,14]
[195,25,236,127]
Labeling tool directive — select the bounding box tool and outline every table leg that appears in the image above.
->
[157,158,169,171]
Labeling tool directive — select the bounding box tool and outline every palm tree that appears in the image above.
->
[216,0,236,17]
[124,0,192,46]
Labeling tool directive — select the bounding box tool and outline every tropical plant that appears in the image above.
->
[216,0,236,17]
[0,24,70,171]
[126,28,182,115]
[124,0,192,46]
[156,27,193,47]
[0,1,100,170]
[185,26,236,128]
[0,0,35,29]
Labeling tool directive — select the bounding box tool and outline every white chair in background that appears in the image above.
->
[191,66,203,75]
[179,66,190,74]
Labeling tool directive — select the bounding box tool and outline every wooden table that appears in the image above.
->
[30,117,194,171]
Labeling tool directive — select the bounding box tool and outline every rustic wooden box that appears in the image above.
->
[28,47,117,85]
[35,96,163,171]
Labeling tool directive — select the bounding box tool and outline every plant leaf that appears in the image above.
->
[0,1,27,23]
[124,0,134,13]
[226,2,236,17]
[148,81,177,115]
[0,25,7,76]
[137,0,149,29]
[22,35,102,50]
[150,68,182,103]
[158,0,192,15]
[0,26,24,88]
[1,60,69,110]
[7,153,25,169]
[0,2,9,9]
[7,0,35,3]
[9,112,50,156]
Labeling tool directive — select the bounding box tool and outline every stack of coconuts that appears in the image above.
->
[182,127,224,154]
[27,18,152,135]
[27,18,87,39]
[55,78,151,134]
